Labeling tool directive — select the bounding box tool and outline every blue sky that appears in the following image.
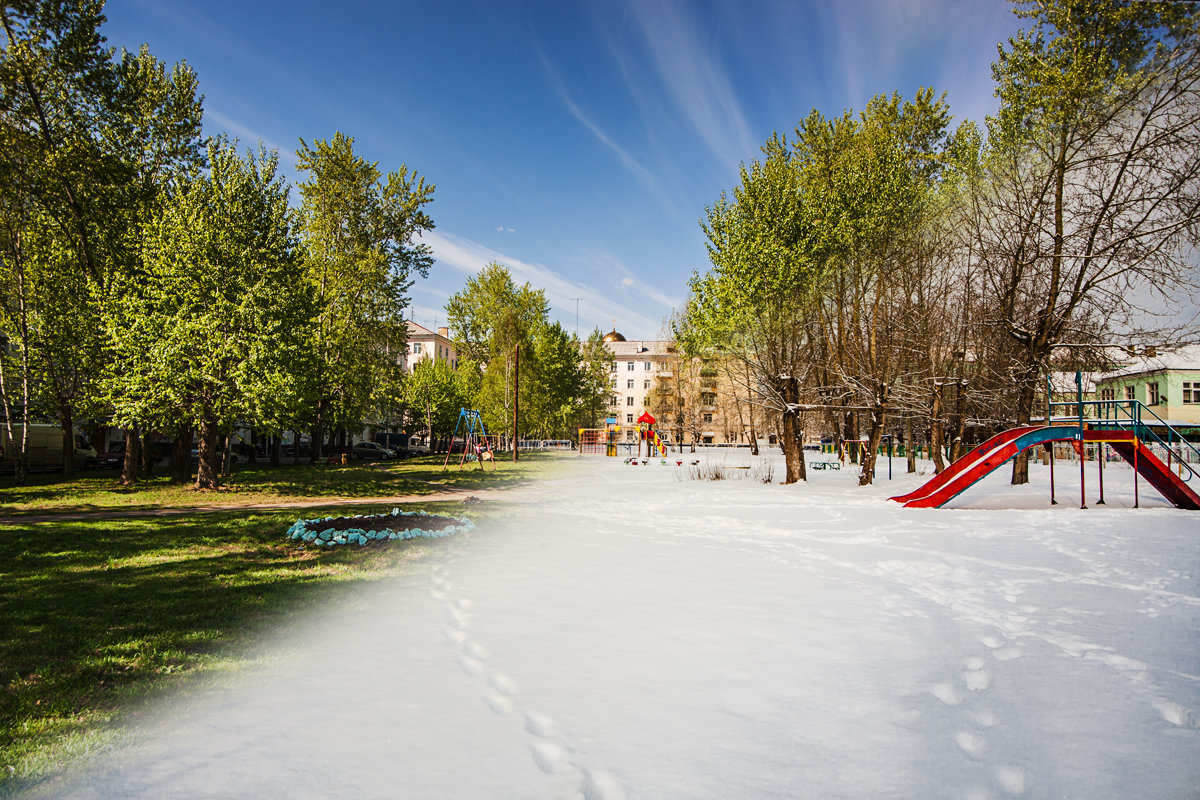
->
[101,0,1024,340]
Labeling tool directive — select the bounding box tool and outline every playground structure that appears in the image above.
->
[579,413,669,459]
[443,408,495,471]
[892,372,1200,510]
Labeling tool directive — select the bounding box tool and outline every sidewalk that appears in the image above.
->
[0,484,516,525]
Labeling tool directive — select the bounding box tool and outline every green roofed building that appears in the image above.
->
[1094,346,1200,434]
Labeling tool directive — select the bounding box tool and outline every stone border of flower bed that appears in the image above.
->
[286,508,475,547]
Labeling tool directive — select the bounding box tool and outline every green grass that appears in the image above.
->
[0,452,573,794]
[0,451,565,515]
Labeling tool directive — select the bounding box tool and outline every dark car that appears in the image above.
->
[351,441,397,460]
[98,443,125,469]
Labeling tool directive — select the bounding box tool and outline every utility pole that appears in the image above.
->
[513,342,520,463]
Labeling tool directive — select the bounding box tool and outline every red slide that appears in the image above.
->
[889,427,1042,506]
[1108,440,1200,510]
[893,426,1200,510]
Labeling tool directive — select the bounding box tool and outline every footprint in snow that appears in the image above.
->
[457,653,485,677]
[461,640,487,661]
[445,605,469,631]
[578,768,626,800]
[488,673,517,696]
[993,765,1026,796]
[529,738,567,774]
[482,689,513,715]
[963,658,990,692]
[524,710,559,737]
[929,683,963,706]
[955,731,986,758]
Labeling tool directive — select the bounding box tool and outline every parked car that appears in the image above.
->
[0,424,98,471]
[351,441,397,460]
[98,442,126,469]
[190,447,242,465]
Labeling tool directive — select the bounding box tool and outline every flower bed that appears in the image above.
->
[286,508,475,547]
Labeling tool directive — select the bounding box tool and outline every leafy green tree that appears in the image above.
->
[574,327,614,432]
[403,356,465,449]
[983,0,1200,483]
[445,262,548,444]
[691,90,957,484]
[104,140,311,489]
[295,132,435,458]
[1,4,203,480]
[528,320,586,439]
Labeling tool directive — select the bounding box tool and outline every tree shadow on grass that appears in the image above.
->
[0,509,462,792]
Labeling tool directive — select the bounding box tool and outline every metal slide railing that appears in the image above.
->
[1046,390,1200,483]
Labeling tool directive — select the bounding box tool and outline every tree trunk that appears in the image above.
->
[951,381,967,461]
[1010,378,1037,485]
[930,384,946,474]
[270,435,282,467]
[171,424,193,484]
[778,377,805,484]
[859,404,886,486]
[120,427,140,485]
[60,410,74,476]
[905,417,916,474]
[293,429,302,464]
[195,420,221,489]
[311,407,324,462]
[221,431,232,478]
[140,431,155,479]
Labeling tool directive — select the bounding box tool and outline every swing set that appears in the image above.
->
[443,408,496,471]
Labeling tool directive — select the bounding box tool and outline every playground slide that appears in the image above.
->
[894,426,1085,509]
[1108,440,1200,511]
[894,426,1200,510]
[888,426,1042,505]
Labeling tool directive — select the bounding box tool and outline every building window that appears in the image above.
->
[627,361,635,371]
[1124,385,1136,401]
[644,361,651,371]
[411,342,422,354]
[611,363,617,373]
[610,395,618,406]
[702,435,713,444]
[1149,382,1161,405]
[1183,382,1198,404]
[703,413,713,423]
[1099,387,1115,401]
[626,414,633,423]
[626,396,634,406]
[644,380,651,389]
[627,379,634,389]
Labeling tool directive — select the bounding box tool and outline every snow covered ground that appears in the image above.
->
[30,451,1200,799]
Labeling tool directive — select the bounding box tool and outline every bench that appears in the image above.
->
[810,460,841,470]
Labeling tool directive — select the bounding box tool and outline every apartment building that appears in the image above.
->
[404,320,458,373]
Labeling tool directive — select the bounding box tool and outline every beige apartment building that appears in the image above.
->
[404,321,458,373]
[601,329,761,447]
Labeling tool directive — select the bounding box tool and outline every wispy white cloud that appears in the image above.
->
[624,0,757,169]
[420,230,665,338]
[537,52,658,192]
[495,226,516,233]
